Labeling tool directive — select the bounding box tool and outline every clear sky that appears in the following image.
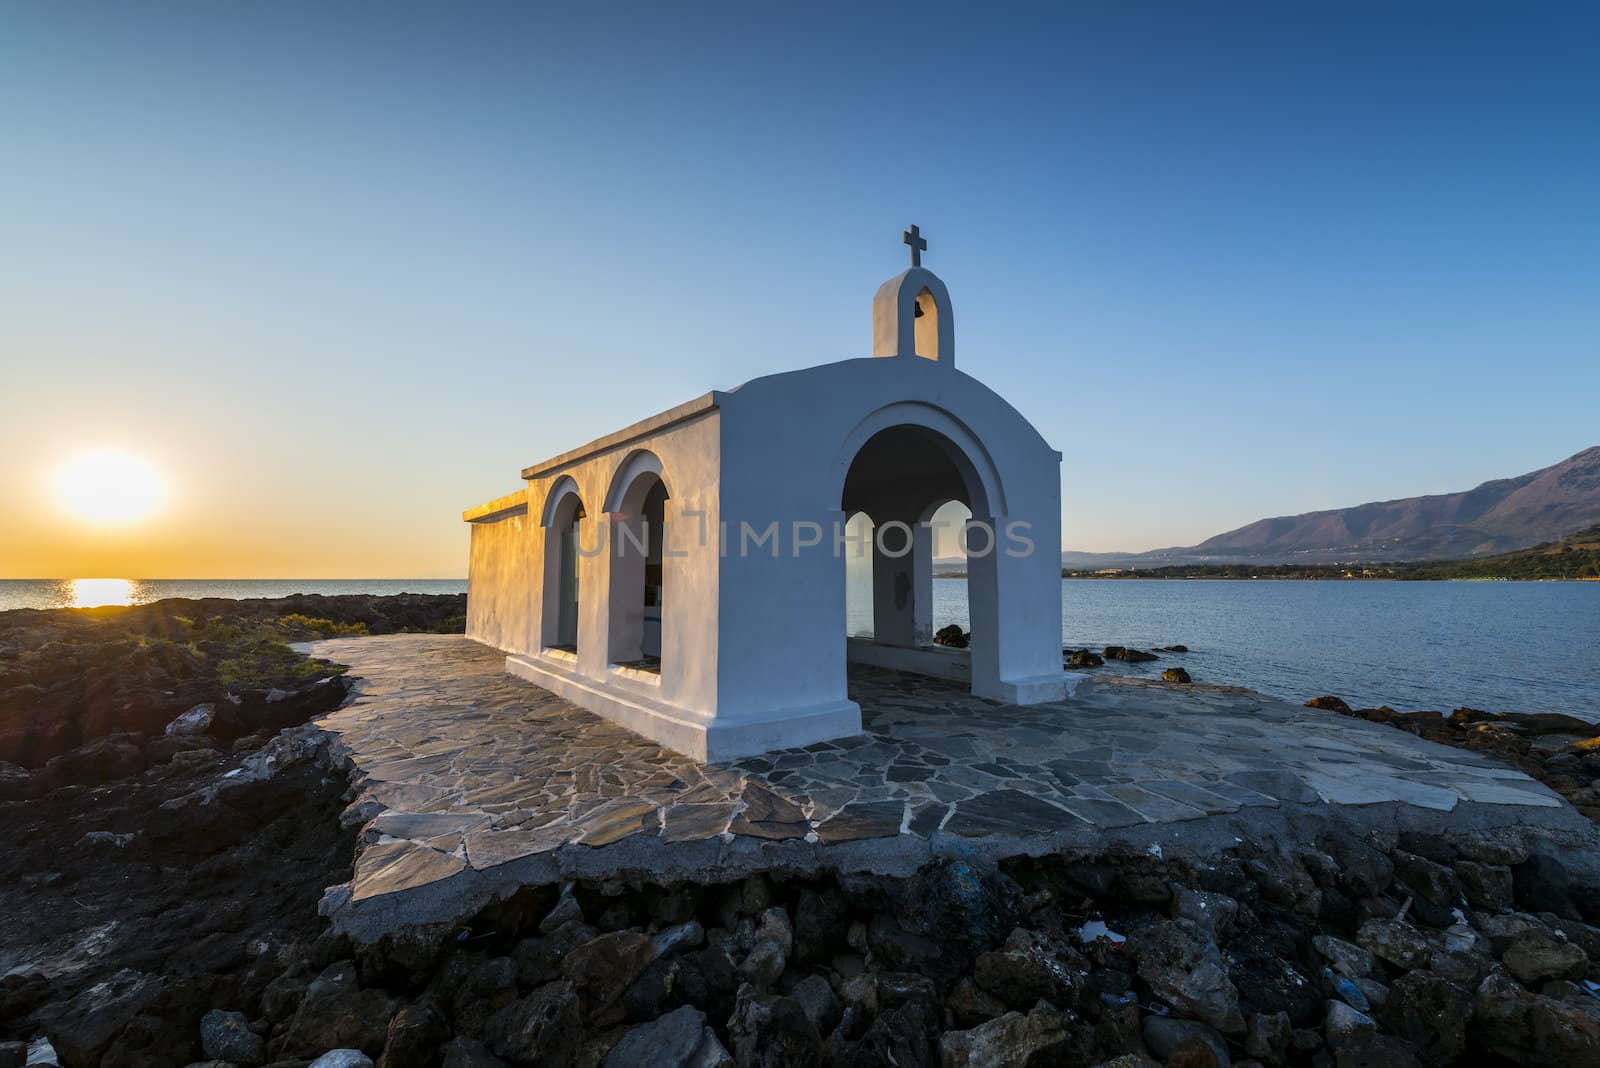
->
[3,4,1597,578]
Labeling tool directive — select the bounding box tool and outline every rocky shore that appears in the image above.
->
[4,599,1600,1066]
[1305,696,1600,827]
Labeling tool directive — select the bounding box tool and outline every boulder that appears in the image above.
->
[200,1008,265,1066]
[1105,647,1158,662]
[35,968,164,1068]
[934,625,970,648]
[1455,861,1513,911]
[973,928,1084,1009]
[0,761,41,801]
[1502,930,1588,985]
[1356,918,1433,971]
[1172,887,1239,940]
[1380,971,1473,1064]
[786,974,840,1037]
[1471,972,1600,1066]
[945,977,1008,1029]
[309,1053,376,1068]
[513,921,598,987]
[483,982,581,1067]
[1513,855,1575,917]
[1162,668,1193,684]
[1391,851,1462,909]
[439,1037,511,1067]
[603,1005,732,1068]
[1326,836,1394,899]
[1324,1000,1378,1050]
[727,985,823,1067]
[43,734,146,789]
[273,965,401,1059]
[792,889,845,964]
[652,919,704,960]
[940,1008,1072,1068]
[540,882,584,933]
[1067,650,1104,668]
[1142,1016,1229,1065]
[1306,696,1352,713]
[166,704,216,736]
[1244,1011,1291,1065]
[376,998,449,1068]
[560,930,655,1013]
[1125,919,1244,1033]
[1313,935,1374,979]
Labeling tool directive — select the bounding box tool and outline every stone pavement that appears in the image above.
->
[304,635,1580,941]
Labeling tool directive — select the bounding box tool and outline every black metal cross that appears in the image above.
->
[903,224,927,268]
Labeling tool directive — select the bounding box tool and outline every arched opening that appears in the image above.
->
[540,478,586,653]
[844,511,875,638]
[913,287,940,361]
[604,452,670,675]
[839,422,998,693]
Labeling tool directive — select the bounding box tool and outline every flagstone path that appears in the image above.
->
[303,635,1576,940]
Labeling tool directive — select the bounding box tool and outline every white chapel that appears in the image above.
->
[464,230,1066,761]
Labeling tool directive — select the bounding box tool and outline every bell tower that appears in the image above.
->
[872,224,955,366]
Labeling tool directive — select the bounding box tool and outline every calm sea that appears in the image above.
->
[5,577,1596,720]
[0,579,467,612]
[852,578,1600,720]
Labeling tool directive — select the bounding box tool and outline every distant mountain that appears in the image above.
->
[1064,446,1600,568]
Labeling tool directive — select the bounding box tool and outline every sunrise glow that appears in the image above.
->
[53,449,167,525]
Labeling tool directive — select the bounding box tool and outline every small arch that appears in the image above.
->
[540,475,584,528]
[603,449,666,515]
[602,449,672,671]
[540,478,587,652]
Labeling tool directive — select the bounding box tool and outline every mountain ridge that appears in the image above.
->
[1062,446,1600,568]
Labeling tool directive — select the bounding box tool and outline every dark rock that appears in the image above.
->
[1306,696,1352,713]
[786,974,840,1038]
[893,858,1024,969]
[440,1037,511,1068]
[1157,644,1190,653]
[357,923,453,990]
[1391,851,1462,909]
[1245,1011,1291,1065]
[1333,1032,1425,1068]
[620,957,677,1022]
[941,1008,1073,1067]
[603,1004,732,1068]
[793,889,845,965]
[1455,861,1513,911]
[1105,646,1158,662]
[867,913,945,974]
[36,968,164,1068]
[512,920,597,986]
[1126,918,1244,1033]
[973,927,1085,1009]
[945,977,1008,1029]
[1356,918,1432,971]
[934,624,969,648]
[272,965,401,1059]
[200,1008,264,1066]
[727,985,822,1067]
[0,761,42,801]
[1162,667,1193,684]
[1381,971,1473,1064]
[1143,1016,1230,1065]
[1471,971,1600,1066]
[1312,935,1374,979]
[1172,886,1240,940]
[1324,999,1378,1049]
[1326,836,1394,899]
[1066,650,1104,668]
[1514,854,1576,917]
[483,982,581,1067]
[43,733,147,788]
[376,998,450,1068]
[1503,930,1588,985]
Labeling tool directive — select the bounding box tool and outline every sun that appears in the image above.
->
[53,449,167,525]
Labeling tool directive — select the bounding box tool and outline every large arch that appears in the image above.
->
[837,417,1001,694]
[602,449,671,670]
[539,476,587,651]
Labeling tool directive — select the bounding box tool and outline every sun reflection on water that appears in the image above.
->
[70,578,138,608]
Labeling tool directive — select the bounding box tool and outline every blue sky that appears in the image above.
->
[3,4,1597,576]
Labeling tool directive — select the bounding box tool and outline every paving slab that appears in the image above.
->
[303,635,1591,941]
